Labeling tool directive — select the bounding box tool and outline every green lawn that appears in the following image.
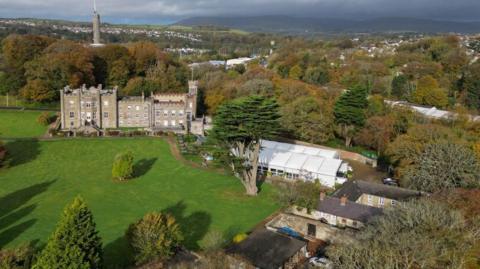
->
[0,110,50,138]
[0,138,279,267]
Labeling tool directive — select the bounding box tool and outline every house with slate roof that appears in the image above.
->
[332,180,423,208]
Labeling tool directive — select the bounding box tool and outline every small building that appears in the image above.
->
[332,180,423,208]
[258,140,350,188]
[292,193,383,230]
[226,229,308,269]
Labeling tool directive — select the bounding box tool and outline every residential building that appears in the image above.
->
[332,180,423,208]
[291,193,383,230]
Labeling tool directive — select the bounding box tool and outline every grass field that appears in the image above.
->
[0,110,50,138]
[0,138,279,267]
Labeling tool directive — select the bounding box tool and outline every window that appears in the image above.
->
[163,120,168,126]
[156,111,160,116]
[307,224,316,236]
[391,200,396,206]
[179,110,184,116]
[136,106,140,111]
[128,105,132,110]
[70,121,74,126]
[171,110,176,116]
[86,102,91,108]
[69,100,74,105]
[341,218,347,224]
[92,112,96,119]
[164,110,168,116]
[179,120,184,125]
[69,112,75,118]
[104,101,109,106]
[189,102,193,108]
[379,197,385,206]
[353,221,358,227]
[171,120,176,126]
[104,112,109,118]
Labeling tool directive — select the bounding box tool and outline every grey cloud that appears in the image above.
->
[0,0,479,23]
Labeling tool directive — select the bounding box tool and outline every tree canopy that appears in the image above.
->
[210,95,281,195]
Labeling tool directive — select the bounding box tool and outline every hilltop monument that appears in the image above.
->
[91,0,104,46]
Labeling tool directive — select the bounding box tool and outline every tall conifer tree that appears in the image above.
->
[33,196,103,269]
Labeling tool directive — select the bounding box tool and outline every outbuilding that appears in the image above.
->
[258,140,350,188]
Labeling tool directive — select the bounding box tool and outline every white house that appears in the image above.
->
[258,140,350,188]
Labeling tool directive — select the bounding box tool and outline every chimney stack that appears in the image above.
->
[320,192,326,201]
[340,195,347,206]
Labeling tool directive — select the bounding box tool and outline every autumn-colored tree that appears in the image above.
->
[128,41,161,76]
[127,212,183,265]
[412,75,448,108]
[92,44,133,88]
[281,96,334,144]
[288,64,303,80]
[1,34,54,93]
[356,115,395,153]
[386,124,464,178]
[122,77,156,96]
[20,79,56,102]
[21,40,95,102]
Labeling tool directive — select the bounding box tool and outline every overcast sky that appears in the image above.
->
[0,0,479,24]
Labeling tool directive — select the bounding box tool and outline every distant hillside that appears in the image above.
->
[175,16,480,34]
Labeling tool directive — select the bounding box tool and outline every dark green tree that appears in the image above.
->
[333,85,368,146]
[463,63,480,110]
[210,95,281,195]
[304,66,330,86]
[33,196,102,269]
[391,74,410,99]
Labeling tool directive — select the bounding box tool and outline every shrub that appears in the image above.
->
[126,212,183,265]
[232,233,247,243]
[36,112,53,126]
[0,245,36,269]
[33,196,103,269]
[112,151,134,181]
[201,230,225,252]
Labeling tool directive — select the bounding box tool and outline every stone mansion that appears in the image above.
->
[59,81,204,134]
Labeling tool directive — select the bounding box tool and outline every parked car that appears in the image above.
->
[382,177,398,186]
[309,257,333,268]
